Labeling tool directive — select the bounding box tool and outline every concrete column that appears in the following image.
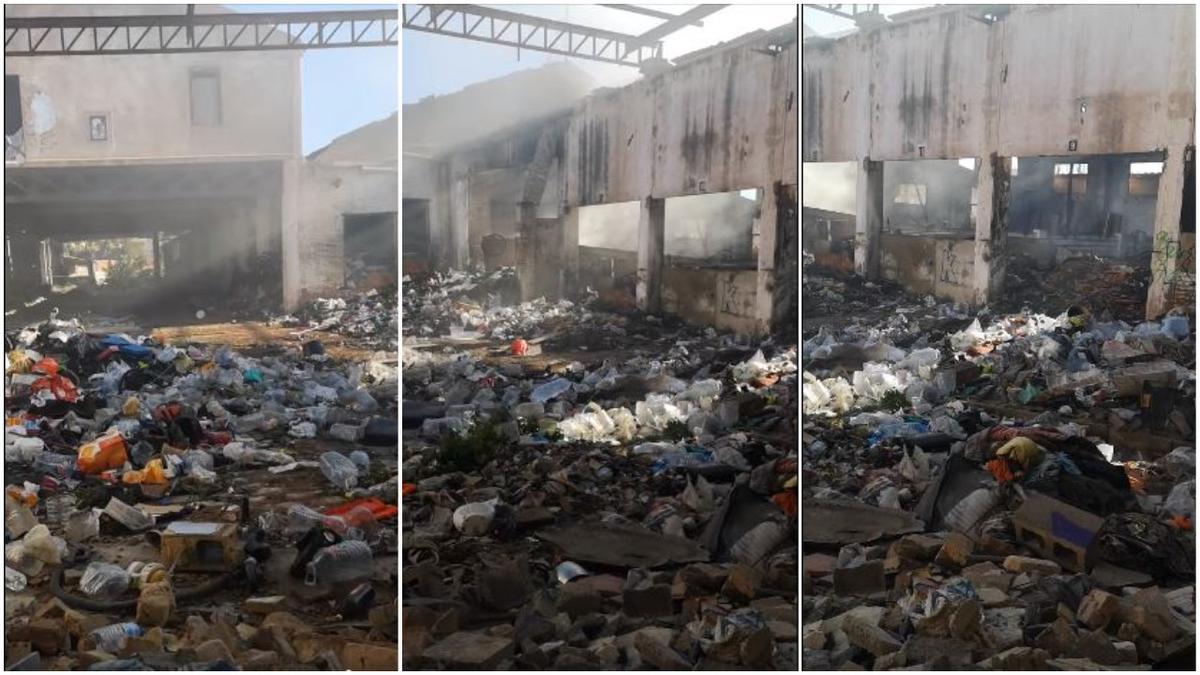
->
[973,153,1011,306]
[854,158,884,279]
[1146,146,1189,319]
[636,196,665,312]
[755,184,779,334]
[8,235,46,292]
[561,206,580,300]
[152,231,162,279]
[281,159,302,310]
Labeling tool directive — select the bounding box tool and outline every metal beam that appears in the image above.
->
[805,5,881,22]
[5,10,397,56]
[631,5,727,45]
[599,5,707,27]
[403,4,661,67]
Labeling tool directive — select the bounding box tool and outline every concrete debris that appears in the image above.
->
[801,265,1194,670]
[402,267,798,670]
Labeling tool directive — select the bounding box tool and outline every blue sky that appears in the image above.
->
[233,4,397,153]
[403,4,797,104]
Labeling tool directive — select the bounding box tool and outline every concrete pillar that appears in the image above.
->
[973,152,1011,306]
[281,159,302,310]
[1146,146,1189,319]
[152,231,162,279]
[561,206,580,300]
[854,158,884,279]
[636,196,665,312]
[755,184,779,334]
[8,235,46,292]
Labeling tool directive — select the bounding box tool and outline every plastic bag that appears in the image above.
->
[452,498,498,535]
[80,562,132,599]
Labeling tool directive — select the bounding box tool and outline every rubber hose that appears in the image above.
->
[50,567,239,612]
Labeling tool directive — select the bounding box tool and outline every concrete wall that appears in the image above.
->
[661,266,759,334]
[803,5,1195,162]
[5,4,301,166]
[293,164,398,299]
[565,41,796,205]
[6,52,300,165]
[879,232,975,304]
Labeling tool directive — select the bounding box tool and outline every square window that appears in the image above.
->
[89,114,108,141]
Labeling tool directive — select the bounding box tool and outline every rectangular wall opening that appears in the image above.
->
[882,158,977,236]
[578,201,641,310]
[662,190,760,334]
[344,211,398,290]
[801,161,856,274]
[402,198,431,275]
[1002,151,1167,321]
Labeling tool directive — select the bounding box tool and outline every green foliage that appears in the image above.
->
[438,421,504,472]
[879,389,910,412]
[659,419,691,442]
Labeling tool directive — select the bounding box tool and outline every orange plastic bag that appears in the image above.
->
[122,458,167,485]
[511,339,529,356]
[78,434,129,474]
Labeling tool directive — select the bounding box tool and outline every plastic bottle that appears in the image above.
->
[5,566,27,592]
[65,509,100,543]
[530,378,572,404]
[103,497,153,532]
[33,452,76,478]
[305,540,373,585]
[5,496,37,538]
[1162,315,1190,340]
[5,436,44,463]
[89,623,143,652]
[319,452,359,491]
[349,450,370,475]
[80,562,132,598]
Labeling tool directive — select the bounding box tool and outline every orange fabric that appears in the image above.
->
[985,458,1017,483]
[325,497,398,522]
[30,374,78,403]
[771,491,797,517]
[402,483,417,496]
[1170,515,1192,531]
[31,358,59,376]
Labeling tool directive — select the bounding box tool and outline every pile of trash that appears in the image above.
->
[4,312,399,670]
[272,287,398,345]
[401,291,800,670]
[801,268,1195,671]
[401,267,522,338]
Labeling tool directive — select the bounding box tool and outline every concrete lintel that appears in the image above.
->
[1146,145,1190,319]
[636,196,666,312]
[854,157,884,279]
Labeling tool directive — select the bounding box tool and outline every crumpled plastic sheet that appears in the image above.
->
[731,348,798,383]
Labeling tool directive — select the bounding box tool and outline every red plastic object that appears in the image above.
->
[511,338,528,356]
[324,497,398,522]
[402,483,417,496]
[771,492,797,517]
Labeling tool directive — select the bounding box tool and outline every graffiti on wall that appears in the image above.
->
[1151,230,1196,284]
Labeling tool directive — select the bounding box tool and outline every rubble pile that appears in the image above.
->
[4,312,399,670]
[273,287,398,345]
[801,267,1196,670]
[401,278,800,670]
[1001,254,1152,323]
